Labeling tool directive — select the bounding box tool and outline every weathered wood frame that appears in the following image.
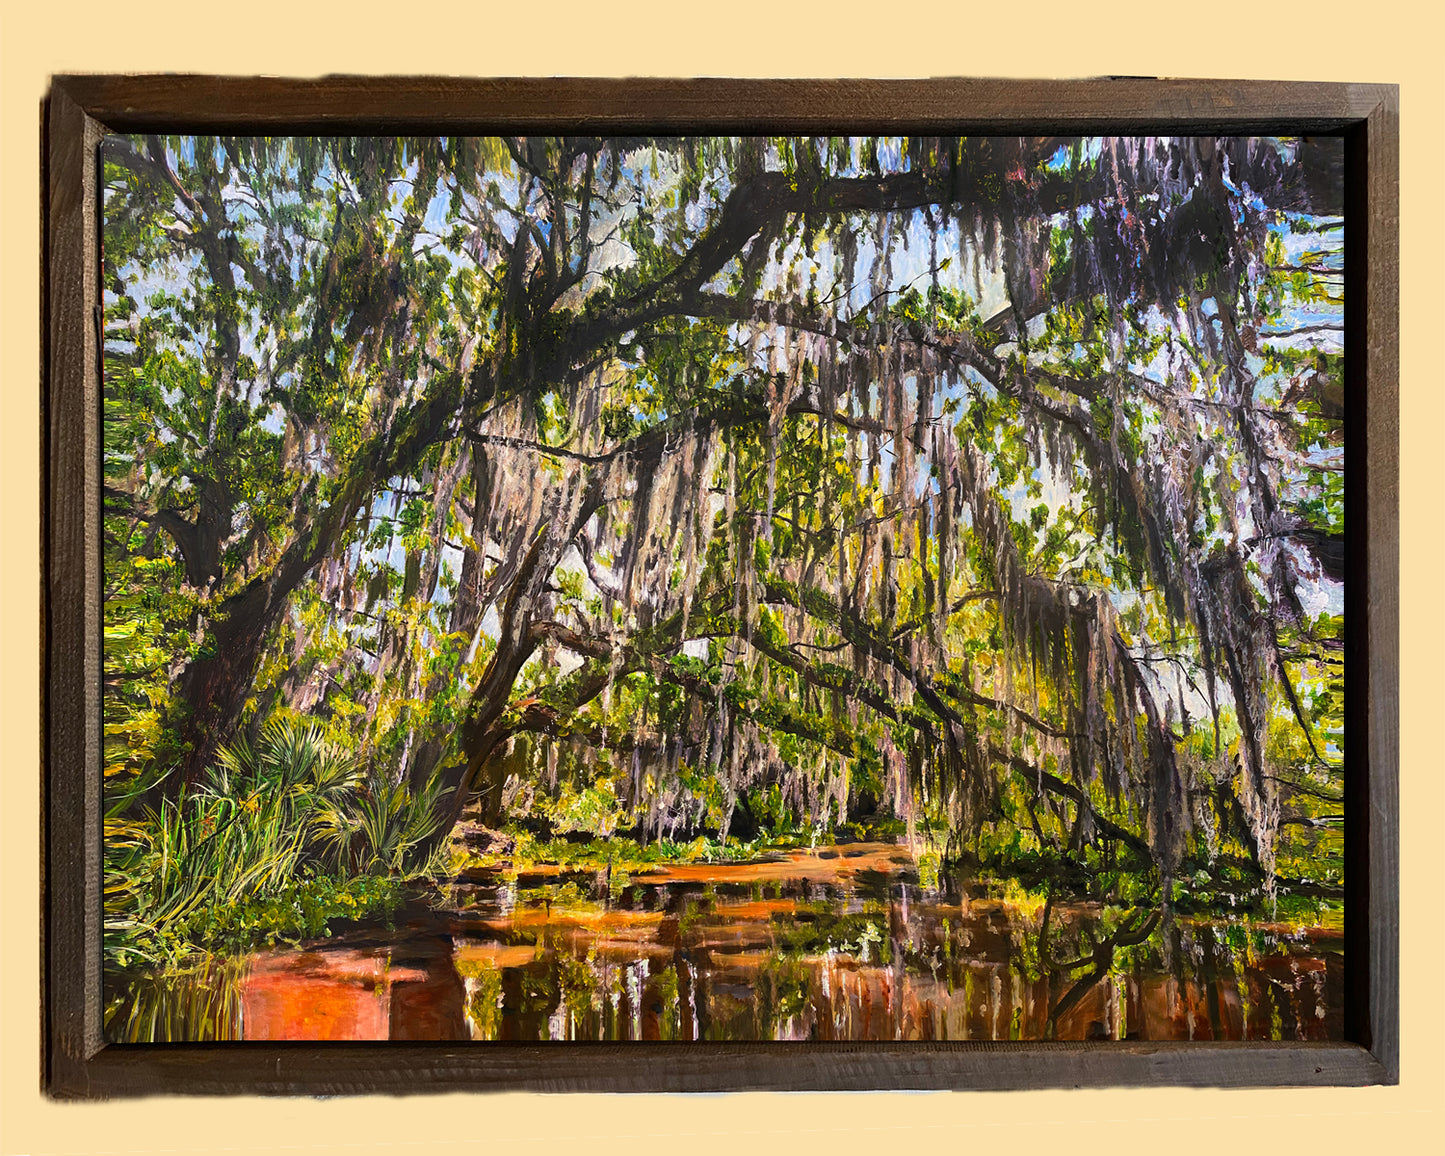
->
[41,76,1399,1097]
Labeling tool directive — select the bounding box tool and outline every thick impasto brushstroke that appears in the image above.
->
[101,135,1345,1042]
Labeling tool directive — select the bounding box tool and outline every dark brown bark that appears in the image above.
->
[169,372,465,787]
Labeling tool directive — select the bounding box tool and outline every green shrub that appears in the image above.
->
[104,719,447,971]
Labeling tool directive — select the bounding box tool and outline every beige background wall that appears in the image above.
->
[3,3,1440,1153]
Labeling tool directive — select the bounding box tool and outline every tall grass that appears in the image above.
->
[104,719,452,974]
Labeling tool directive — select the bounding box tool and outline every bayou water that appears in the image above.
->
[106,843,1342,1043]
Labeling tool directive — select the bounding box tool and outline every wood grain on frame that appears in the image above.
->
[41,75,1399,1097]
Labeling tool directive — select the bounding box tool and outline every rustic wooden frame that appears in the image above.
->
[42,75,1399,1097]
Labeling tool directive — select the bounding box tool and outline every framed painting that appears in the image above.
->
[42,76,1398,1096]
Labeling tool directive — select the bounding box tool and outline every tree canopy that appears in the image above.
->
[103,133,1345,917]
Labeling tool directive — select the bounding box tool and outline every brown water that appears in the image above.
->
[107,844,1343,1043]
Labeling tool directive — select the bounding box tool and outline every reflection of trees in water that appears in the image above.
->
[453,872,1340,1042]
[1037,894,1161,1039]
[110,862,1341,1043]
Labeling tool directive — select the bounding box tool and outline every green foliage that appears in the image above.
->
[313,770,453,874]
[105,720,442,972]
[102,132,1347,992]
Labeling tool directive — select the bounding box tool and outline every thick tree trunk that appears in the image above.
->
[167,375,468,790]
[171,581,284,784]
[442,517,575,831]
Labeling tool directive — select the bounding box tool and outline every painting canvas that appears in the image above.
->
[100,133,1345,1044]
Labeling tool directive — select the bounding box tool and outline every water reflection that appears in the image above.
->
[106,844,1342,1043]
